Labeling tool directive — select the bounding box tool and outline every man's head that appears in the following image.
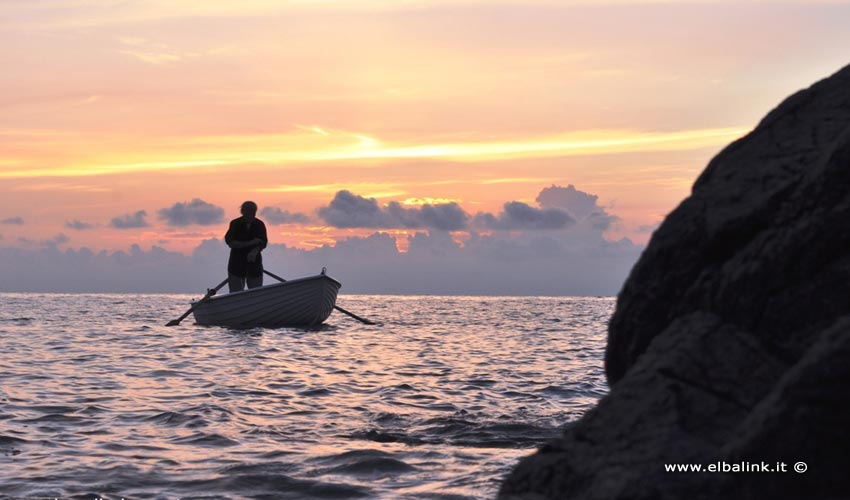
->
[241,201,258,221]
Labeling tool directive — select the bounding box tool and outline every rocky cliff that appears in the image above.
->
[500,64,850,500]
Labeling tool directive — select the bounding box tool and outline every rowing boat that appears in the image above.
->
[191,273,341,327]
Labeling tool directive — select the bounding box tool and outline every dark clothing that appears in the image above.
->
[224,217,268,278]
[228,274,263,293]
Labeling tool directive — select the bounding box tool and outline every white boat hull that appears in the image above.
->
[192,274,341,328]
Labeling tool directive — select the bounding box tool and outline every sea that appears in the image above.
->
[0,294,613,500]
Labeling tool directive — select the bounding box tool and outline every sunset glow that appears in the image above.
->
[2,0,849,258]
[0,126,745,179]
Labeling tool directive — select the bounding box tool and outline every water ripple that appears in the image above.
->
[0,293,612,499]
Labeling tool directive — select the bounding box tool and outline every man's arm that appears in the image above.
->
[257,221,268,250]
[224,220,237,248]
[229,239,262,249]
[246,221,268,263]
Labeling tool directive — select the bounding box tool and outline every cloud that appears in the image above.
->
[0,184,643,294]
[317,186,617,233]
[17,233,69,247]
[1,216,24,225]
[387,202,469,231]
[318,190,468,230]
[65,219,94,230]
[0,126,748,180]
[260,207,311,225]
[537,184,599,217]
[158,199,224,227]
[535,184,620,231]
[0,244,202,293]
[0,231,642,295]
[110,210,149,229]
[317,191,387,228]
[636,223,660,234]
[473,201,573,230]
[49,233,69,246]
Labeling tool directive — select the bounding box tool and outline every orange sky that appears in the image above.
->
[2,0,849,253]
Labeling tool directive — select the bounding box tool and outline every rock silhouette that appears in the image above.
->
[500,64,850,499]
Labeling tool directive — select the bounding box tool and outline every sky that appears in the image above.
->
[2,0,849,293]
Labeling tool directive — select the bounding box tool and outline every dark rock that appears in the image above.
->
[500,64,850,499]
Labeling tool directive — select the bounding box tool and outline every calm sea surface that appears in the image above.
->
[0,294,612,500]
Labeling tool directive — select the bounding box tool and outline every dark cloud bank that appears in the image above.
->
[110,210,150,229]
[1,216,25,225]
[318,190,469,231]
[260,207,311,225]
[158,198,224,227]
[0,186,643,295]
[65,219,94,230]
[316,186,619,234]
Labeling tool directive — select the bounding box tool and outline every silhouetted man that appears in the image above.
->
[224,201,268,293]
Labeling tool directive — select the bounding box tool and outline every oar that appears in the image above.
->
[262,270,376,325]
[165,278,229,327]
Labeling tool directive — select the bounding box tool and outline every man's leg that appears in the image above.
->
[246,274,263,289]
[228,274,245,293]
